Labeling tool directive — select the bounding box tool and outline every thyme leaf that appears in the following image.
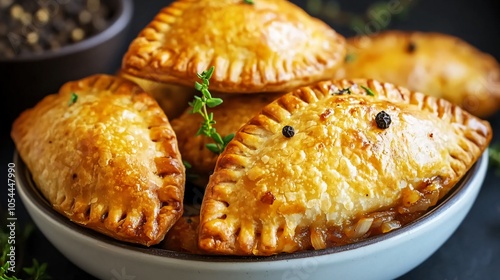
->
[361,85,375,96]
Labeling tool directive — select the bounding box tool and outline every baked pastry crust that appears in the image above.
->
[171,93,282,184]
[11,74,185,246]
[199,79,492,255]
[119,71,195,119]
[336,31,500,117]
[122,0,345,93]
[162,216,201,253]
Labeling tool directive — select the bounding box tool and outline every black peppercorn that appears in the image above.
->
[282,125,295,138]
[336,88,351,95]
[407,41,417,53]
[375,111,391,129]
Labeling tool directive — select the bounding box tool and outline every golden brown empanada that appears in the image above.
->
[199,79,492,255]
[11,74,185,246]
[121,0,346,94]
[336,31,500,117]
[171,93,282,185]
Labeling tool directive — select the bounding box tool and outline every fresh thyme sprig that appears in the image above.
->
[182,160,198,180]
[1,220,50,280]
[345,53,356,63]
[23,259,51,280]
[305,0,417,34]
[1,223,18,280]
[0,263,19,280]
[189,66,234,154]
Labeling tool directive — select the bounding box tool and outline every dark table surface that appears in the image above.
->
[1,0,499,279]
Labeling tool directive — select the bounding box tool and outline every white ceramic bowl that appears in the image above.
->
[15,151,488,280]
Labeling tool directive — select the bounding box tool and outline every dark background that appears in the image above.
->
[1,0,500,279]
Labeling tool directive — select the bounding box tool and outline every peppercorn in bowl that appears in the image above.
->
[0,0,133,123]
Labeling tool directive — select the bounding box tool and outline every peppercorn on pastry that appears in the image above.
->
[11,74,185,246]
[336,31,500,117]
[121,0,346,94]
[199,79,492,255]
[171,93,283,186]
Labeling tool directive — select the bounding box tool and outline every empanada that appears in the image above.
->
[121,0,346,94]
[336,31,500,117]
[11,74,185,246]
[199,79,492,255]
[171,93,282,185]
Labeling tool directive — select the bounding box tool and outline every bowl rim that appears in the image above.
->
[0,0,134,62]
[14,150,487,263]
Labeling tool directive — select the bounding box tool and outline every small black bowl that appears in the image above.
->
[1,0,133,125]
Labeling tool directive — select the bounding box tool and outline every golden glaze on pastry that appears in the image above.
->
[122,0,346,93]
[199,79,492,255]
[171,93,282,184]
[336,31,500,117]
[11,74,185,246]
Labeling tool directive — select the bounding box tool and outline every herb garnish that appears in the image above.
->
[361,85,375,96]
[22,259,51,280]
[1,220,51,280]
[183,160,192,169]
[305,0,417,35]
[183,160,198,180]
[337,88,351,95]
[345,53,356,63]
[0,262,18,280]
[243,0,254,4]
[68,92,78,106]
[489,144,500,176]
[329,87,351,95]
[189,66,234,154]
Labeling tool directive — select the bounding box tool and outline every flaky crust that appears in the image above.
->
[118,71,195,119]
[11,74,185,246]
[199,79,492,255]
[162,216,201,253]
[122,0,345,93]
[336,31,500,117]
[171,93,282,184]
